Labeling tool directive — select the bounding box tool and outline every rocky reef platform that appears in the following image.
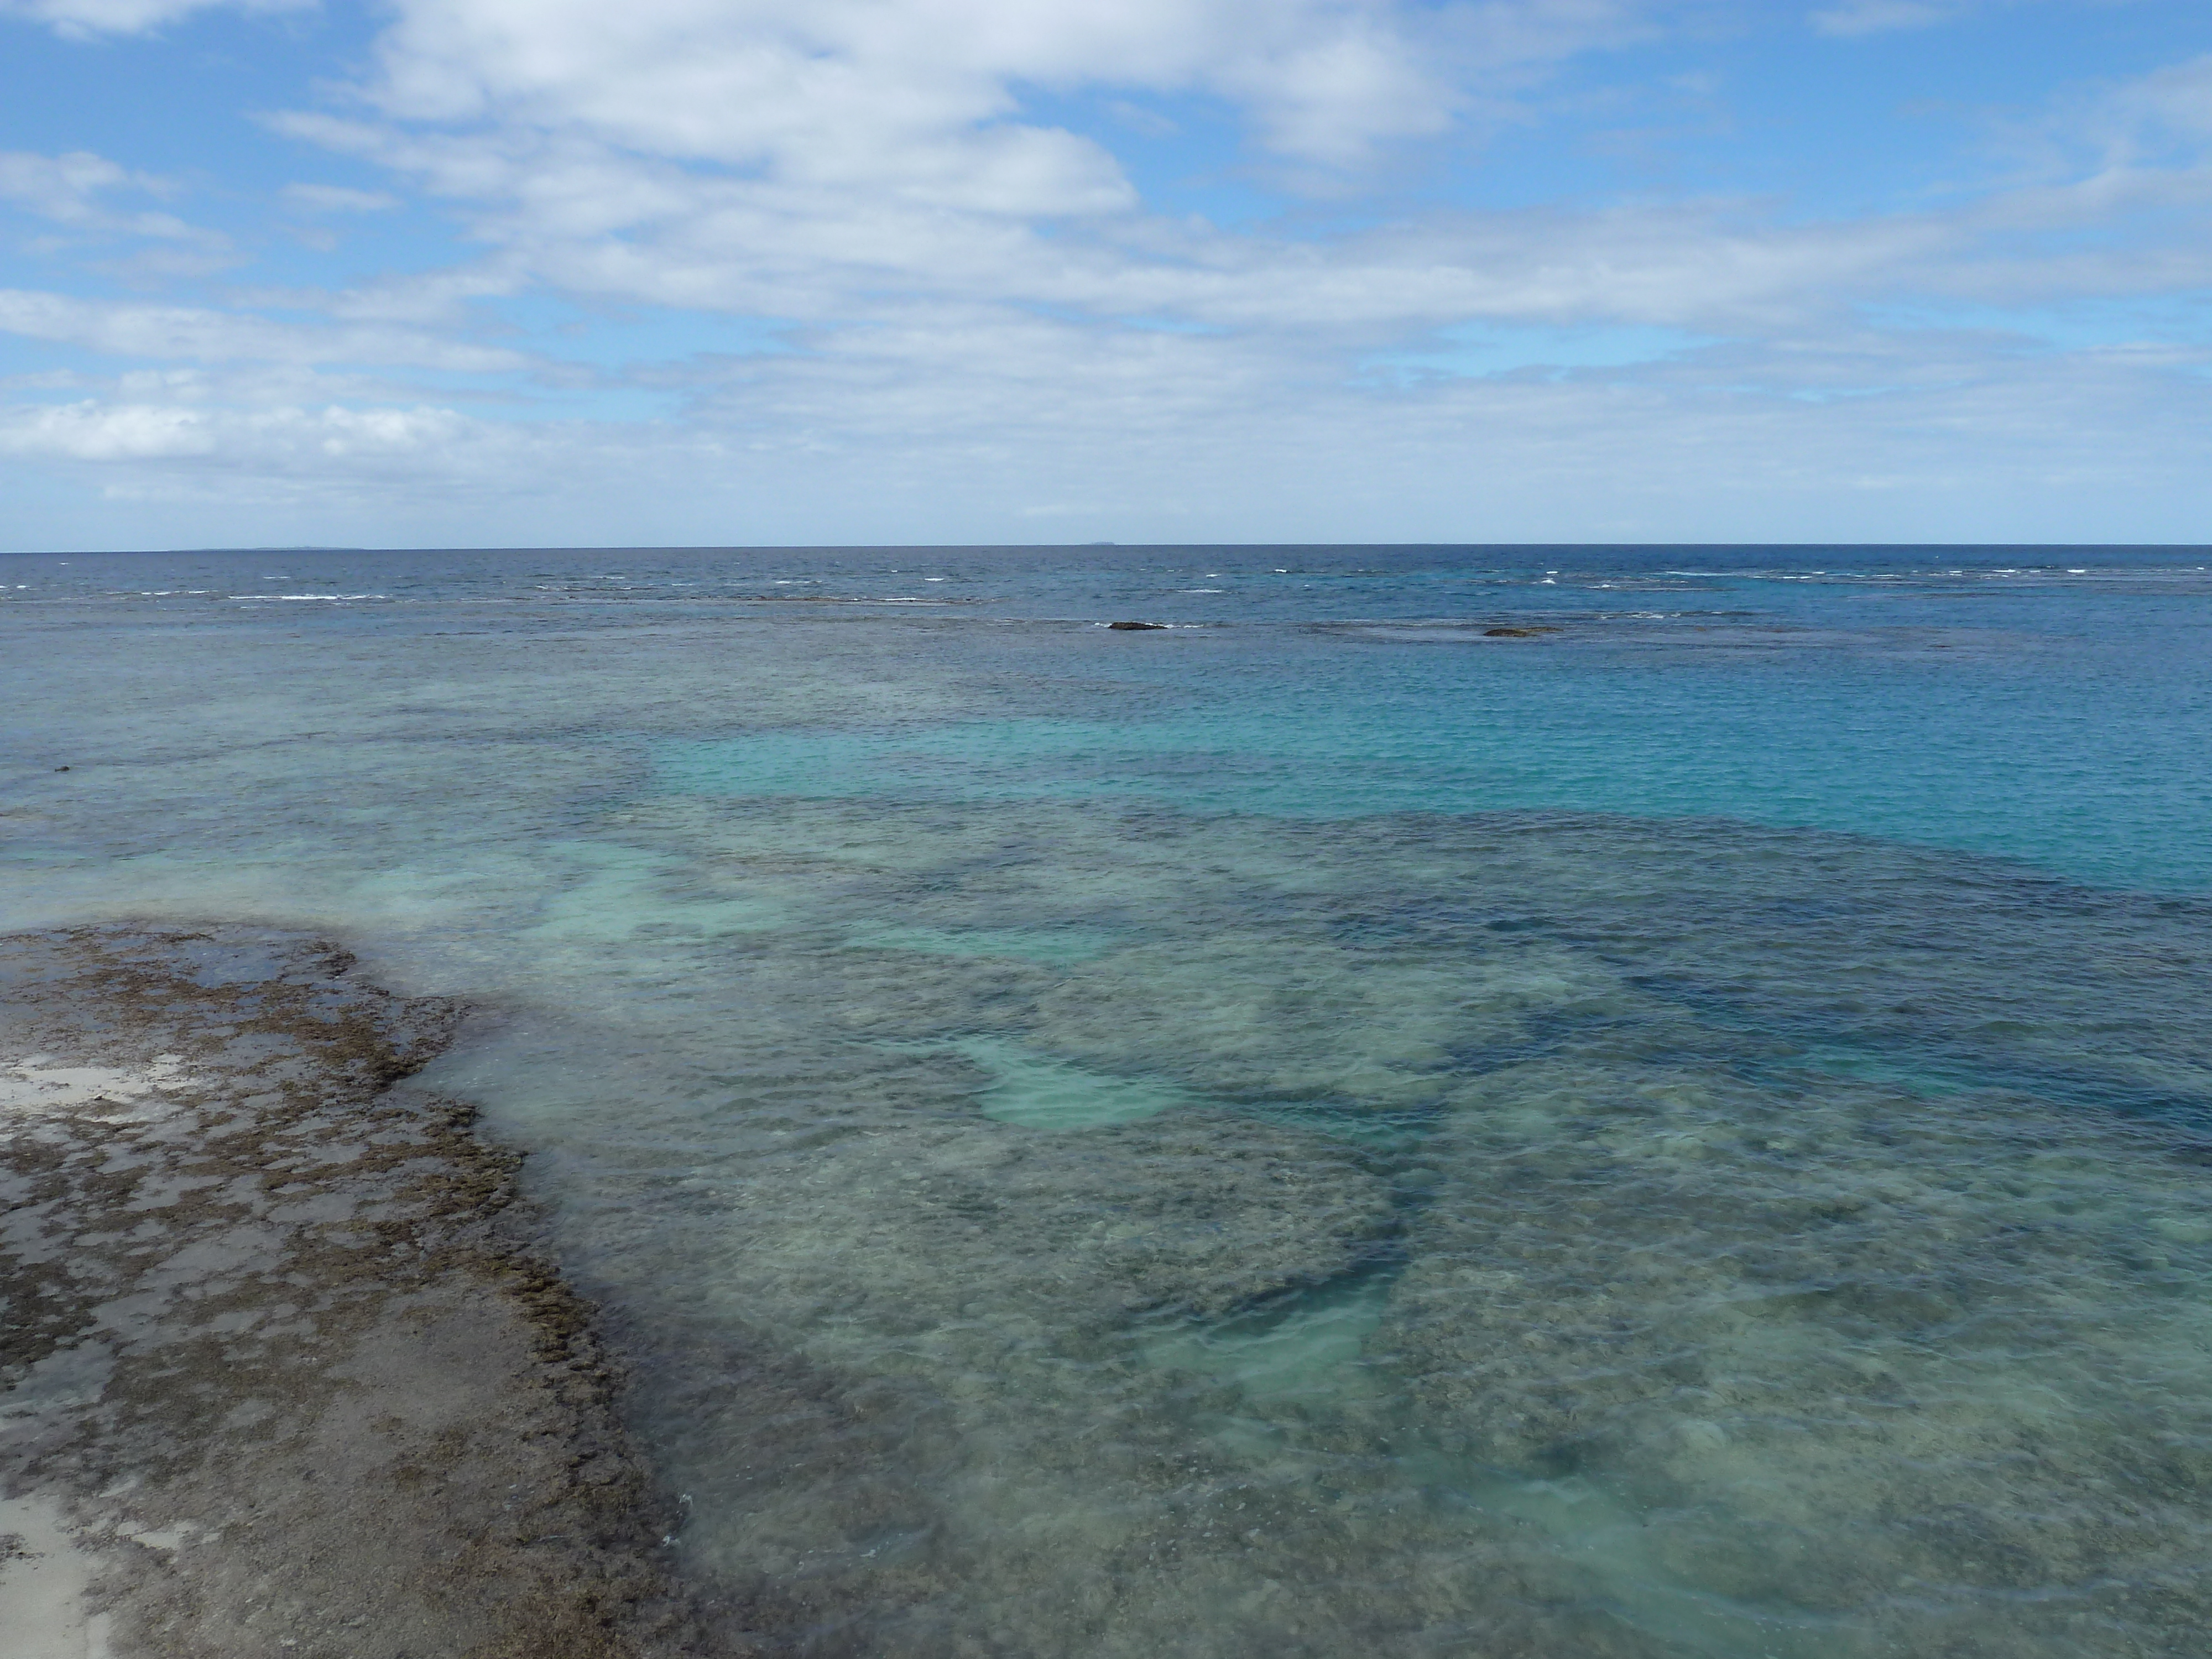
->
[0,925,731,1659]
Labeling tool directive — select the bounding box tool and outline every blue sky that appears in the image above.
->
[1,0,2208,548]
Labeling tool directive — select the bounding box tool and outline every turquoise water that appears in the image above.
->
[4,544,2212,1655]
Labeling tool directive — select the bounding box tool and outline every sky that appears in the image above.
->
[1,0,2209,549]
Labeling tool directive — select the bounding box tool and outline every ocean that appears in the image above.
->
[5,542,2211,1656]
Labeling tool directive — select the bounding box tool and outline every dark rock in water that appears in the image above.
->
[1108,620,1168,630]
[1482,626,1559,638]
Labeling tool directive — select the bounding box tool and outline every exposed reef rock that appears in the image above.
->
[0,926,731,1659]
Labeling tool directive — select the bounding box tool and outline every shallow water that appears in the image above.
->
[5,544,2212,1655]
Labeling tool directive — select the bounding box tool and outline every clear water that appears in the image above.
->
[5,544,2212,1656]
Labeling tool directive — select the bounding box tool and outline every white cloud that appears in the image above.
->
[260,0,2037,359]
[1808,1,2149,40]
[0,0,306,38]
[10,314,2206,545]
[0,149,217,246]
[1215,18,1458,164]
[0,399,478,477]
[0,288,533,372]
[355,0,1651,189]
[257,132,1976,343]
[2099,51,2212,147]
[0,399,219,458]
[281,183,401,213]
[1,150,137,220]
[1809,0,1961,34]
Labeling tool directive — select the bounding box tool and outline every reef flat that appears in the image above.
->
[0,926,722,1659]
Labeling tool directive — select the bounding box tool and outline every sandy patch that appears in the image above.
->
[0,1494,109,1659]
[0,1055,194,1121]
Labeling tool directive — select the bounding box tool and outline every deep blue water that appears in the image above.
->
[4,543,2211,1656]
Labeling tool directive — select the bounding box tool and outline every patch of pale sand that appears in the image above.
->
[0,1494,111,1659]
[0,1056,194,1121]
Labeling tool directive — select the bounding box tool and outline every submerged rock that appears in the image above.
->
[606,1101,1410,1654]
[685,1104,1397,1343]
[1367,1052,2212,1652]
[1029,932,1634,1109]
